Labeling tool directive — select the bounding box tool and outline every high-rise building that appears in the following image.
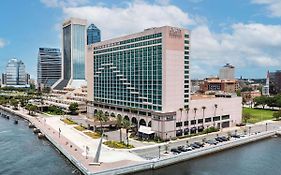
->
[87,24,101,45]
[37,48,61,88]
[2,58,30,87]
[53,18,87,90]
[87,26,190,138]
[269,70,281,95]
[219,63,235,80]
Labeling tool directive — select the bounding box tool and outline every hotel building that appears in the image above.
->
[87,26,241,139]
[53,18,87,90]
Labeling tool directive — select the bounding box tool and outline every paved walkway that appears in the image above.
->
[1,106,147,174]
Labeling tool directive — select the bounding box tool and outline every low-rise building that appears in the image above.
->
[241,90,261,103]
[200,77,239,93]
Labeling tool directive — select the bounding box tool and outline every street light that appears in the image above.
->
[158,145,161,159]
[249,126,252,136]
[266,123,268,132]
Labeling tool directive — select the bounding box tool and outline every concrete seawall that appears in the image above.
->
[0,105,279,175]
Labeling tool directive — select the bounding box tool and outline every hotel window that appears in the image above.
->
[213,116,220,121]
[191,120,196,125]
[222,115,230,120]
[205,118,211,122]
[184,121,189,126]
[198,119,203,124]
[176,122,183,127]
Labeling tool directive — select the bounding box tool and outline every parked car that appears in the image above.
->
[231,134,240,138]
[190,143,201,149]
[171,148,181,154]
[185,146,194,151]
[215,137,224,142]
[206,139,219,145]
[194,142,204,147]
[178,146,188,152]
[219,136,229,141]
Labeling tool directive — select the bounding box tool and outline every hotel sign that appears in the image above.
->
[169,27,182,38]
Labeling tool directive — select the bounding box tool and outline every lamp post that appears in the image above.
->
[266,123,268,132]
[249,126,251,136]
[158,145,161,159]
[166,132,168,142]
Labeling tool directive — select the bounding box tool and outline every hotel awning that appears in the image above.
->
[138,126,155,135]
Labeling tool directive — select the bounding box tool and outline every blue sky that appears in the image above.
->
[1,0,281,79]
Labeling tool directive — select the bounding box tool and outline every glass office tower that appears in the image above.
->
[37,48,61,88]
[3,58,29,87]
[53,18,87,90]
[87,24,101,45]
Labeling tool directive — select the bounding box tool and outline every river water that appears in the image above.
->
[1,114,281,175]
[0,115,79,175]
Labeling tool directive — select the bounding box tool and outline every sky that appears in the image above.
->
[1,0,281,80]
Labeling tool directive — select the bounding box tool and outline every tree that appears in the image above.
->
[179,108,183,129]
[273,110,281,121]
[30,105,38,116]
[202,106,206,125]
[26,104,33,115]
[242,112,252,124]
[254,96,268,109]
[10,99,19,110]
[122,119,131,146]
[69,102,79,115]
[117,114,123,142]
[95,110,109,133]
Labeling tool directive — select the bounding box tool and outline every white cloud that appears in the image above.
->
[251,0,281,17]
[191,23,281,76]
[62,0,194,39]
[40,0,88,8]
[0,38,7,48]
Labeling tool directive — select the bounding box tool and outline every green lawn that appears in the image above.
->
[243,108,275,123]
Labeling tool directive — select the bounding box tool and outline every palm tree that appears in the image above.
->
[202,106,206,126]
[95,110,108,133]
[214,104,218,127]
[193,108,198,127]
[185,107,190,127]
[122,119,131,146]
[117,114,123,142]
[179,108,183,130]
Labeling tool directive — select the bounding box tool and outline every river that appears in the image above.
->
[0,115,79,175]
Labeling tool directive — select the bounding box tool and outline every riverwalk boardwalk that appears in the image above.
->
[1,105,281,175]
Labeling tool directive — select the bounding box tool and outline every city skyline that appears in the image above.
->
[1,0,281,79]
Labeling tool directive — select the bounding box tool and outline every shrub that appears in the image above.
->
[62,118,76,125]
[84,131,101,139]
[103,141,134,149]
[74,125,86,131]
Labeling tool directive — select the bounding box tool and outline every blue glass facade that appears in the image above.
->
[87,24,101,45]
[63,25,71,80]
[72,24,86,80]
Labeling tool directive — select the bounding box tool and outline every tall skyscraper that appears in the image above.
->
[53,18,87,90]
[87,26,190,138]
[37,48,61,88]
[87,24,101,45]
[2,58,30,87]
[219,63,235,80]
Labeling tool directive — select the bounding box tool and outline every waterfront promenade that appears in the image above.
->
[1,105,281,175]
